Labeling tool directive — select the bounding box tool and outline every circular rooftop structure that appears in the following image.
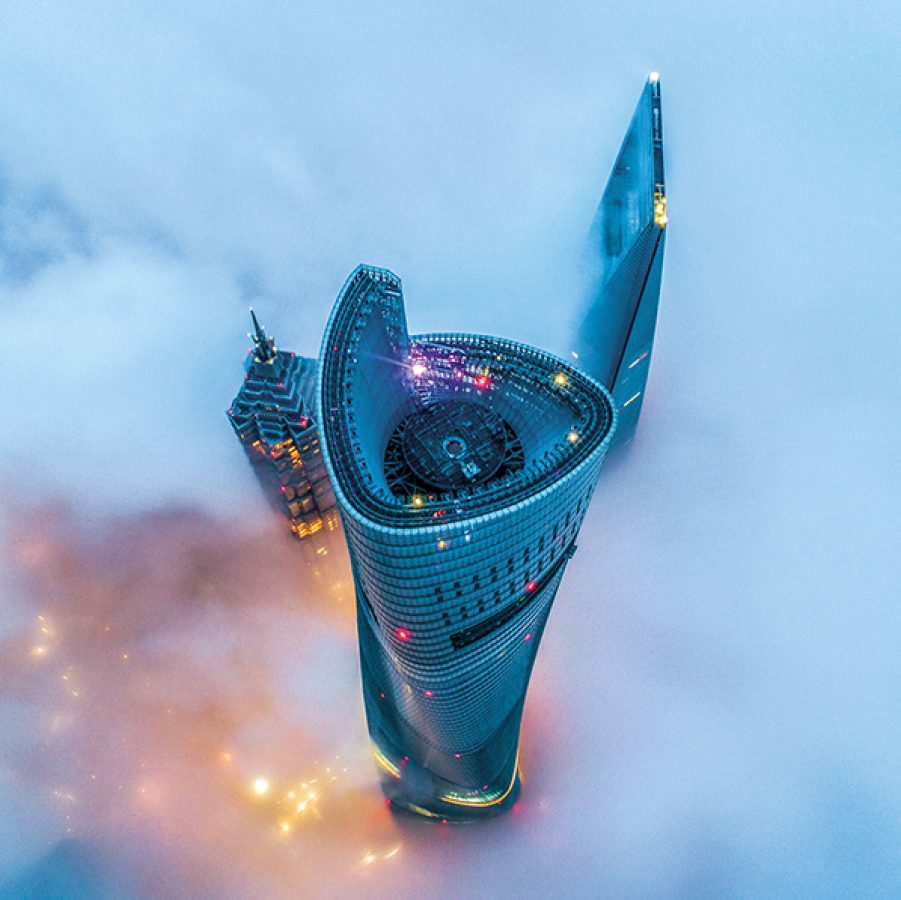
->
[385,399,524,496]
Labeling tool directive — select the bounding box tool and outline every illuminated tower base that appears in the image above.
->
[381,759,521,823]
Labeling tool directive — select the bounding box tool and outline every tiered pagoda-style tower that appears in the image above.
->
[228,311,337,538]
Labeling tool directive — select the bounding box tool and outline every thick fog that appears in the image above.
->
[1,2,899,897]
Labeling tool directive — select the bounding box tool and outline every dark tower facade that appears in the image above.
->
[575,73,667,448]
[228,312,338,538]
[319,266,615,820]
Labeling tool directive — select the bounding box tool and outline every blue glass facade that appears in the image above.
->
[575,74,667,448]
[319,267,615,819]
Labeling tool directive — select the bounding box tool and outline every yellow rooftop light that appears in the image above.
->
[654,189,668,227]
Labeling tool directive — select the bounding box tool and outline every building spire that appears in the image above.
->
[249,308,276,362]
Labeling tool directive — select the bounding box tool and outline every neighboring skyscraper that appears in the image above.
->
[575,73,667,448]
[228,311,338,539]
[318,266,615,820]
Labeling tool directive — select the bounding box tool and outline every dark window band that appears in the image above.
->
[450,541,575,650]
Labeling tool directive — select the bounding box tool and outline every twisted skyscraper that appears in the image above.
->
[318,267,615,819]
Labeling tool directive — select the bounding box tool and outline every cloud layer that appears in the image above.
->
[2,1,900,896]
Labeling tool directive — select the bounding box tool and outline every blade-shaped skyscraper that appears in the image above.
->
[575,74,667,448]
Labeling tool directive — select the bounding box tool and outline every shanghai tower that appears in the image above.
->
[318,267,616,820]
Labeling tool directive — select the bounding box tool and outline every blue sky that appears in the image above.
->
[1,2,899,897]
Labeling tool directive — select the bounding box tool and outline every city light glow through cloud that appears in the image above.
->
[1,1,900,896]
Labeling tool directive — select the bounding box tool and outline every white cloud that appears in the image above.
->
[1,0,899,895]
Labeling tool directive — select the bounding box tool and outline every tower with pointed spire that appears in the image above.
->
[249,308,276,362]
[228,311,338,538]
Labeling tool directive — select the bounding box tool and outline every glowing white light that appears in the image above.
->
[252,778,270,796]
[649,71,660,82]
[411,362,426,377]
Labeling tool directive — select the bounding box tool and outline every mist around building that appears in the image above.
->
[2,3,900,897]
